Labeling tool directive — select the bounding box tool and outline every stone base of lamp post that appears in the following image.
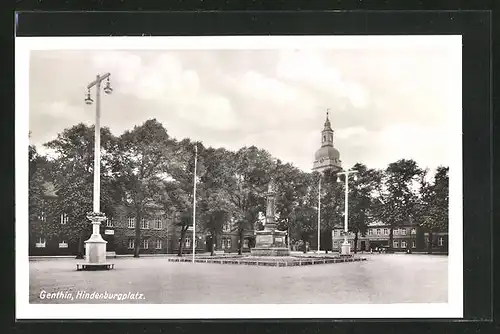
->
[76,213,114,271]
[341,239,351,256]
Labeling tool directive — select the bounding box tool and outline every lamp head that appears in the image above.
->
[103,77,113,95]
[84,90,93,105]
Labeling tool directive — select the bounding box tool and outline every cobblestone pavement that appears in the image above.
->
[29,253,447,304]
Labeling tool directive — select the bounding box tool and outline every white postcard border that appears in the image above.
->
[16,35,463,319]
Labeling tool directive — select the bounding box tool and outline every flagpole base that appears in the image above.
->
[341,240,351,256]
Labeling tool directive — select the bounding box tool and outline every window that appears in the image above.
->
[59,240,68,248]
[154,218,162,229]
[36,238,46,248]
[393,240,399,248]
[223,221,232,232]
[243,239,249,248]
[60,213,69,225]
[155,239,162,249]
[142,239,149,249]
[394,229,399,235]
[411,228,416,235]
[438,237,444,246]
[128,217,135,229]
[333,241,338,247]
[223,238,231,249]
[39,211,46,222]
[106,218,113,227]
[128,238,135,249]
[412,240,416,248]
[401,228,407,235]
[184,238,191,248]
[141,218,149,229]
[384,228,389,235]
[401,241,407,248]
[368,229,372,235]
[376,229,381,235]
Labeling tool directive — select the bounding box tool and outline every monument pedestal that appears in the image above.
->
[77,213,114,271]
[251,229,290,257]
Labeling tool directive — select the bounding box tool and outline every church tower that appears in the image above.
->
[312,110,342,173]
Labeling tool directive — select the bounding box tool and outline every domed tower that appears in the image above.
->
[312,110,342,173]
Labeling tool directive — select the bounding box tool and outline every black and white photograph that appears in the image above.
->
[17,35,462,319]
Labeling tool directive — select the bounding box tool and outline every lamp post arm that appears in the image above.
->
[87,73,111,89]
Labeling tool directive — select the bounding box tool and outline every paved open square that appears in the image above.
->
[29,254,447,304]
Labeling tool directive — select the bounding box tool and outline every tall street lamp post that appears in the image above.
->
[192,143,198,263]
[337,169,357,256]
[78,73,114,271]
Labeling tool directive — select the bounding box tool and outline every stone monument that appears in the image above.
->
[251,180,290,257]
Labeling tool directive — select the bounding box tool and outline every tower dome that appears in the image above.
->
[314,146,340,161]
[312,110,342,173]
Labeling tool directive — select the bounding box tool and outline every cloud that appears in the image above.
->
[28,40,459,173]
[90,51,237,132]
[276,49,370,109]
[179,95,238,131]
[335,126,368,141]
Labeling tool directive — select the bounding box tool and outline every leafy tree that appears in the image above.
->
[198,147,235,255]
[29,144,46,223]
[29,143,54,245]
[374,159,424,252]
[274,161,309,233]
[290,206,317,253]
[348,163,379,253]
[43,123,118,258]
[288,172,322,252]
[114,119,171,257]
[419,166,449,253]
[225,146,273,254]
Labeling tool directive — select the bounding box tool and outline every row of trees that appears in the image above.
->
[29,119,449,257]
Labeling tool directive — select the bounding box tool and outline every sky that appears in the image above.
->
[28,36,461,172]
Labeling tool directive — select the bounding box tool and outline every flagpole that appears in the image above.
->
[317,177,321,252]
[192,143,198,263]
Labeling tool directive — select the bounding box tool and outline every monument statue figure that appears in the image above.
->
[251,178,290,257]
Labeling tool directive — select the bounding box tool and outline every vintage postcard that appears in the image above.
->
[16,35,463,319]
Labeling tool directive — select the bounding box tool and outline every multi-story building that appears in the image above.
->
[29,182,78,256]
[331,221,448,253]
[29,183,258,256]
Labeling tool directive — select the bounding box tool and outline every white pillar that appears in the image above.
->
[82,74,110,268]
[94,77,101,213]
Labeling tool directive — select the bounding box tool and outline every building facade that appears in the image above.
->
[29,185,258,256]
[331,222,448,253]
